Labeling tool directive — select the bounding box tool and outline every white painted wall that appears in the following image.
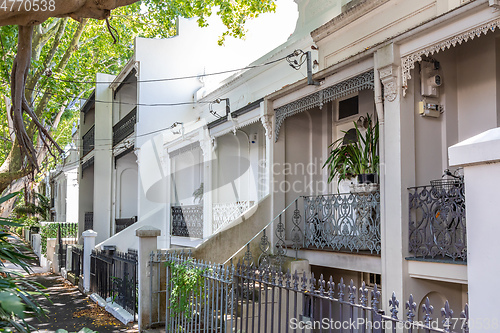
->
[114,152,138,220]
[449,127,500,332]
[212,122,264,204]
[93,73,115,244]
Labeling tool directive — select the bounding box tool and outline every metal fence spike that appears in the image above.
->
[358,281,366,306]
[338,277,345,301]
[461,303,469,333]
[422,297,434,328]
[441,300,453,332]
[371,283,380,311]
[389,291,399,320]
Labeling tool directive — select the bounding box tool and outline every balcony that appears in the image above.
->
[84,212,93,231]
[212,201,253,233]
[113,108,136,146]
[303,190,381,255]
[171,205,203,238]
[82,125,95,157]
[115,216,137,234]
[408,181,466,261]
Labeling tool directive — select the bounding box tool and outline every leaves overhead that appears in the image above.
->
[0,0,276,183]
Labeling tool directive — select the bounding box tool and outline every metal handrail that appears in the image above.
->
[223,196,302,265]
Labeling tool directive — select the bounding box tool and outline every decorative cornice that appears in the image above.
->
[109,58,136,90]
[169,141,200,158]
[402,17,500,96]
[274,70,374,142]
[311,0,390,43]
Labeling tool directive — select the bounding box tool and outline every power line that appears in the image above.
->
[50,52,297,85]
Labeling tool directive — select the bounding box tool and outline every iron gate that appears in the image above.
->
[90,249,138,316]
[56,222,78,269]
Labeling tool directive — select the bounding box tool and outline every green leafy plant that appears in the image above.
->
[15,227,23,236]
[166,259,207,318]
[23,217,41,231]
[40,223,77,255]
[323,114,379,185]
[13,192,51,222]
[0,193,48,332]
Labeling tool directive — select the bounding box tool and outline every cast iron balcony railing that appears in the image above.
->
[84,212,93,231]
[115,216,137,234]
[82,125,95,157]
[113,108,137,146]
[408,181,466,261]
[303,190,381,254]
[212,201,253,233]
[171,205,203,238]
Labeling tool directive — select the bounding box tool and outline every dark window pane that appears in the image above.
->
[338,96,358,120]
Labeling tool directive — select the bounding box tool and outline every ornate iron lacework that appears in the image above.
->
[274,70,374,142]
[408,182,466,261]
[212,201,253,233]
[171,205,203,238]
[402,18,500,96]
[82,125,95,157]
[113,108,137,146]
[303,191,381,254]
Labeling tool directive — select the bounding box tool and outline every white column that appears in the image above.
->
[376,43,415,316]
[449,128,500,332]
[136,226,161,331]
[82,230,97,293]
[200,131,214,238]
[93,73,114,244]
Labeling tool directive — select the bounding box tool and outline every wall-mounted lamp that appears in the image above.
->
[356,116,369,129]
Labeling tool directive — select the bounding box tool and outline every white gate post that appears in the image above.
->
[449,127,500,332]
[136,226,161,331]
[82,230,97,293]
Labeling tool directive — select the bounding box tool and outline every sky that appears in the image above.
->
[175,0,300,92]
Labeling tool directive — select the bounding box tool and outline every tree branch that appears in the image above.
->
[26,18,67,96]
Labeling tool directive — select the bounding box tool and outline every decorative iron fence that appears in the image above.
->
[56,222,78,269]
[115,216,137,234]
[113,108,136,146]
[71,245,83,277]
[212,201,253,233]
[153,251,470,333]
[90,249,138,315]
[224,193,380,273]
[84,212,93,231]
[82,125,95,157]
[304,191,381,254]
[171,205,203,238]
[408,182,466,261]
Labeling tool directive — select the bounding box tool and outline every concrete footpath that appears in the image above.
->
[7,234,139,333]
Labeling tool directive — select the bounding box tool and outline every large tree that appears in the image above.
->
[0,0,276,196]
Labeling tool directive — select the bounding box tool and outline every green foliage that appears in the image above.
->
[40,223,77,255]
[13,192,51,222]
[22,217,41,230]
[323,114,379,185]
[15,227,22,235]
[167,259,207,318]
[56,328,97,333]
[0,0,277,174]
[0,197,47,332]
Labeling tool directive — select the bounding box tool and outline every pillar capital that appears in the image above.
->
[82,230,97,238]
[135,226,161,238]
